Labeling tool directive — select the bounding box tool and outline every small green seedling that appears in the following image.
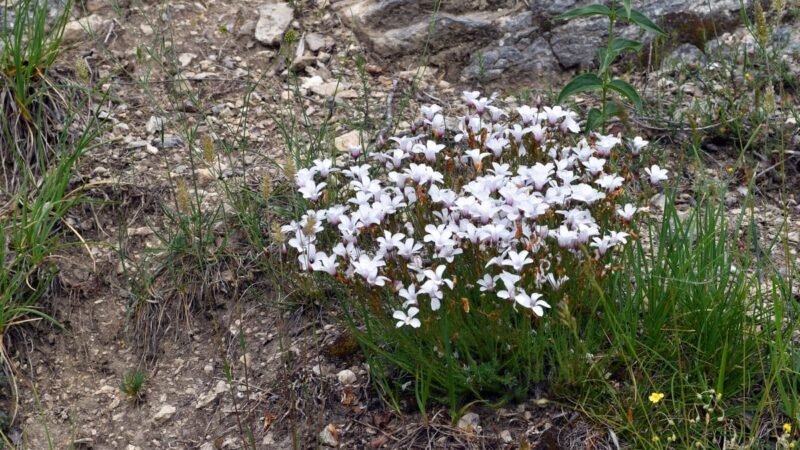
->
[120,370,147,401]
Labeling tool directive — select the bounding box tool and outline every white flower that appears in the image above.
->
[616,203,638,221]
[544,273,569,290]
[342,163,371,181]
[298,180,327,201]
[478,222,512,243]
[590,236,615,256]
[473,97,493,114]
[489,162,512,178]
[557,208,593,227]
[485,136,509,157]
[630,136,648,155]
[560,110,581,134]
[414,140,446,163]
[312,158,336,178]
[572,142,595,161]
[421,105,442,121]
[517,105,538,124]
[352,254,388,286]
[529,123,546,142]
[553,225,578,249]
[644,165,669,185]
[463,148,490,168]
[388,171,408,188]
[434,243,463,263]
[543,106,566,124]
[396,238,423,259]
[325,205,348,225]
[557,169,579,186]
[467,116,484,134]
[377,230,406,253]
[393,307,421,328]
[423,265,454,290]
[582,157,606,176]
[477,273,498,292]
[426,114,446,138]
[405,163,443,185]
[577,223,600,244]
[570,184,606,204]
[595,174,624,192]
[419,282,443,311]
[503,250,534,272]
[515,291,550,316]
[311,252,339,275]
[487,105,507,122]
[424,223,456,249]
[595,134,621,156]
[349,145,362,159]
[297,243,317,271]
[506,124,529,147]
[287,228,314,251]
[609,230,630,245]
[463,90,482,107]
[497,271,521,301]
[523,163,553,191]
[399,284,420,307]
[390,135,419,153]
[384,149,408,169]
[295,168,316,187]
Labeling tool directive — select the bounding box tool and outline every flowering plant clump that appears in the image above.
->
[282,91,666,405]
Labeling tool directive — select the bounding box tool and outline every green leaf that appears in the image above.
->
[623,9,667,36]
[623,0,632,18]
[598,48,615,75]
[610,37,643,54]
[557,73,603,104]
[555,4,611,21]
[586,108,603,132]
[607,78,642,109]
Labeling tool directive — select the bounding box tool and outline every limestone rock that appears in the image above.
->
[334,0,754,81]
[255,3,294,46]
[153,404,176,423]
[63,14,110,44]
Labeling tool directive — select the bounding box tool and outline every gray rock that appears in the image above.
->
[305,32,335,52]
[145,116,165,134]
[457,412,480,432]
[319,424,339,447]
[254,3,294,46]
[153,404,176,423]
[549,16,608,70]
[336,369,357,385]
[527,0,577,16]
[336,0,755,81]
[463,37,557,82]
[151,134,183,149]
[62,14,110,45]
[661,43,706,69]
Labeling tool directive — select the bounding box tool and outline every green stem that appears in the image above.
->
[601,1,618,133]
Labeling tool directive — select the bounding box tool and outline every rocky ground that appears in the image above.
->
[2,0,799,448]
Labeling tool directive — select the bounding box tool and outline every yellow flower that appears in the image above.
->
[784,423,792,434]
[649,392,665,404]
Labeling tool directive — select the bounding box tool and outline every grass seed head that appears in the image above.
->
[260,174,273,201]
[201,134,216,164]
[755,2,769,47]
[176,178,191,214]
